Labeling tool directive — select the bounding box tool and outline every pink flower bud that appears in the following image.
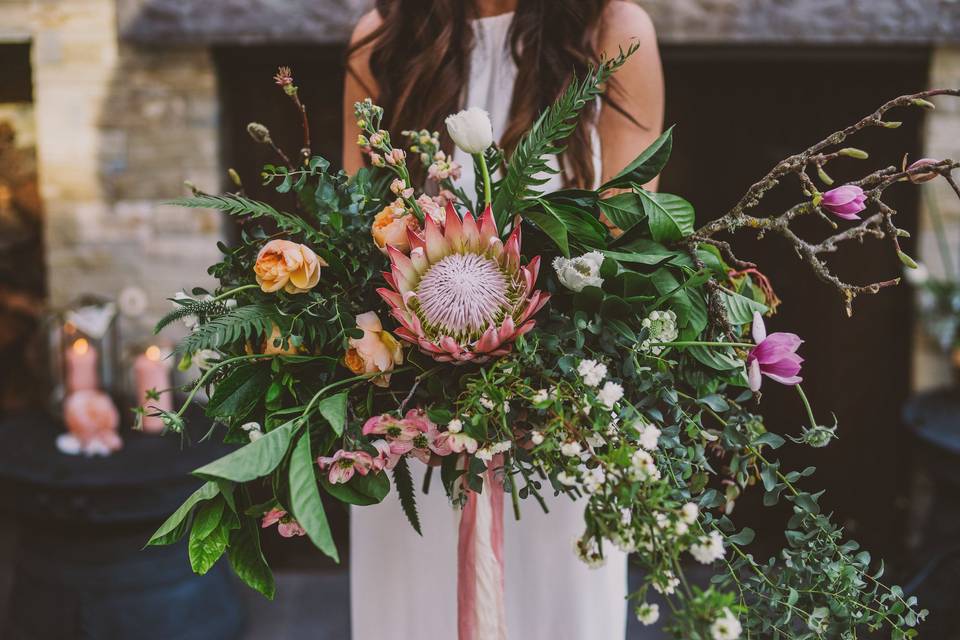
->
[907,158,941,184]
[821,185,867,220]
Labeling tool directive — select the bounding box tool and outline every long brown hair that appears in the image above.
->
[347,0,613,189]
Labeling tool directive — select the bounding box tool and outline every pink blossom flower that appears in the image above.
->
[385,148,406,165]
[821,185,867,220]
[261,508,306,538]
[390,178,415,199]
[747,311,803,392]
[371,439,400,471]
[907,158,941,184]
[362,414,422,454]
[435,431,479,454]
[317,449,375,484]
[403,409,452,461]
[416,194,445,224]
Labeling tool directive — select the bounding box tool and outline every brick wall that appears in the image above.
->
[3,0,222,345]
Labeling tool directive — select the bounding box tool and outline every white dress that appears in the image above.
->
[350,12,627,640]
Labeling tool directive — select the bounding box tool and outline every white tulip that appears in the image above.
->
[445,107,494,154]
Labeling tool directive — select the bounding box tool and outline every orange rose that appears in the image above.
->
[254,239,326,294]
[371,200,419,253]
[343,311,404,387]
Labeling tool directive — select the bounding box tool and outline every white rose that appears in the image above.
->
[552,251,605,292]
[445,107,494,155]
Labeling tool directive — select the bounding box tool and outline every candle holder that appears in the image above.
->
[129,343,175,434]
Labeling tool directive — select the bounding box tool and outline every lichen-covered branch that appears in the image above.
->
[691,89,960,316]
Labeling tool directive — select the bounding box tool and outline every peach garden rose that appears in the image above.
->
[371,199,419,253]
[254,239,325,294]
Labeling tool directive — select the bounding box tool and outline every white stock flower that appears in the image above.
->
[710,609,742,640]
[680,502,699,525]
[552,251,605,292]
[690,530,726,564]
[636,603,660,626]
[561,440,583,457]
[597,381,624,409]
[445,107,494,154]
[577,359,607,387]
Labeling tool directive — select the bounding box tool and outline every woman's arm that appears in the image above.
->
[597,1,665,190]
[342,10,383,174]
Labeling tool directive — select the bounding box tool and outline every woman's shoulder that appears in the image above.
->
[599,1,657,48]
[350,8,384,45]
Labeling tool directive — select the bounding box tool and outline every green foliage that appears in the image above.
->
[193,421,299,483]
[175,304,282,357]
[228,509,275,599]
[637,189,696,243]
[167,194,325,244]
[600,126,674,191]
[392,457,421,535]
[289,432,339,561]
[492,42,640,227]
[147,481,219,547]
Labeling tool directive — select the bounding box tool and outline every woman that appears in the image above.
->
[342,1,663,637]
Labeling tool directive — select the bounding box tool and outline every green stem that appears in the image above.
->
[796,385,818,430]
[175,353,273,416]
[212,283,259,302]
[651,341,754,349]
[474,152,492,207]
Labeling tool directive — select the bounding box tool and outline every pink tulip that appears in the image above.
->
[317,449,375,484]
[821,185,867,220]
[747,312,803,391]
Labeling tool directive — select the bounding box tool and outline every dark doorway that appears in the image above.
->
[659,45,931,561]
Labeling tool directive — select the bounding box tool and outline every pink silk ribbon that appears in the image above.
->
[457,457,507,640]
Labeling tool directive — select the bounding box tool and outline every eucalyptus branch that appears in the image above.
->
[691,89,960,315]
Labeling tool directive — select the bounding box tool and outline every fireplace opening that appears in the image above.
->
[0,42,45,416]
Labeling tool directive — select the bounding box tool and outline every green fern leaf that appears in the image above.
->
[166,194,325,244]
[491,43,640,229]
[155,298,229,334]
[176,304,280,356]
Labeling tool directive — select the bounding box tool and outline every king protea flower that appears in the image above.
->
[377,204,549,363]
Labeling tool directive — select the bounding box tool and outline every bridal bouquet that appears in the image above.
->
[146,49,958,638]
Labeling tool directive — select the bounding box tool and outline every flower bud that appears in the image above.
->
[881,121,902,129]
[911,98,936,110]
[907,158,942,184]
[445,107,494,154]
[839,147,869,160]
[821,184,867,220]
[897,250,919,270]
[816,165,834,186]
[246,122,272,144]
[227,168,242,188]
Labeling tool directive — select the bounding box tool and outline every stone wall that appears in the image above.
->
[2,0,222,344]
[913,46,960,390]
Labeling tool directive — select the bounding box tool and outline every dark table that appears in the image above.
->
[0,411,243,640]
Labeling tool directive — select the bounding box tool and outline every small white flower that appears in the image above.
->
[192,349,220,370]
[447,419,463,433]
[574,536,606,568]
[583,466,606,493]
[445,107,494,154]
[552,251,605,292]
[674,520,689,536]
[585,432,606,448]
[597,381,624,410]
[636,602,660,626]
[530,431,545,445]
[630,449,661,482]
[635,420,661,451]
[475,447,494,462]
[557,471,578,487]
[577,359,607,387]
[690,531,726,564]
[491,440,512,454]
[531,388,550,404]
[652,571,680,595]
[561,441,583,457]
[173,291,199,330]
[620,507,633,525]
[502,400,511,414]
[241,421,264,442]
[680,502,699,525]
[478,395,495,410]
[710,608,742,640]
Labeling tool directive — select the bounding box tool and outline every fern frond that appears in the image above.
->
[392,458,421,536]
[491,42,640,228]
[155,299,230,334]
[167,194,325,243]
[175,304,280,356]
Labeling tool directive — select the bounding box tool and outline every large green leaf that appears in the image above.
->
[545,201,608,249]
[316,392,349,436]
[638,190,695,243]
[688,345,745,372]
[228,515,275,599]
[321,478,383,506]
[598,193,645,234]
[721,289,768,325]
[147,481,219,547]
[289,433,339,562]
[392,457,422,536]
[193,421,299,483]
[525,207,570,257]
[600,126,674,191]
[206,364,271,419]
[188,499,231,575]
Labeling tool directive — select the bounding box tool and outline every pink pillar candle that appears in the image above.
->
[65,338,99,393]
[134,345,173,433]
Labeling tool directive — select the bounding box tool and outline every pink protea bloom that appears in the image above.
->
[377,203,550,363]
[317,449,375,484]
[821,185,867,220]
[261,508,306,538]
[747,311,804,392]
[362,414,422,455]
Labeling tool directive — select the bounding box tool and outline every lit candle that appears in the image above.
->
[134,345,174,434]
[65,338,99,393]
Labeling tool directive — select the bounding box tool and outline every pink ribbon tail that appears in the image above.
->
[457,457,507,640]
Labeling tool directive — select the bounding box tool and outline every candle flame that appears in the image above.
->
[145,345,162,362]
[72,338,89,355]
